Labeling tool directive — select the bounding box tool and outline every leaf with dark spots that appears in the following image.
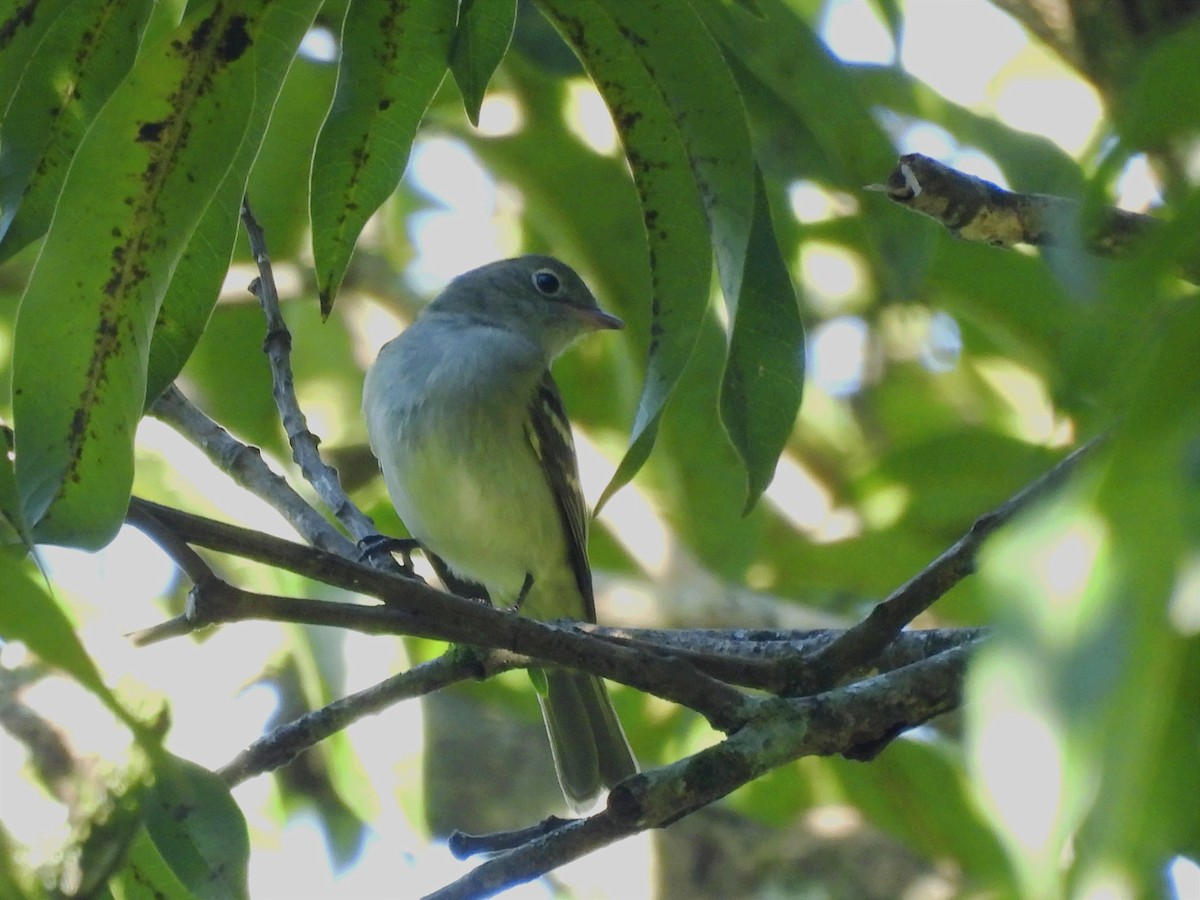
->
[215,15,252,63]
[0,0,155,262]
[137,120,168,143]
[12,1,320,548]
[187,14,215,52]
[146,8,321,408]
[538,0,753,511]
[0,2,38,48]
[310,0,455,315]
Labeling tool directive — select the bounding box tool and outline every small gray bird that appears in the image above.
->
[362,255,638,811]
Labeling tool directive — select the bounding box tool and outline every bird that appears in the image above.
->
[362,255,638,811]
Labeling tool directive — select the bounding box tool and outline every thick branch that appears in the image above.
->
[873,154,1194,278]
[428,643,974,899]
[123,507,755,732]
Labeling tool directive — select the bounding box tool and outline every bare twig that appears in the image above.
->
[586,624,985,692]
[240,198,384,549]
[148,388,359,559]
[218,646,528,785]
[797,435,1104,694]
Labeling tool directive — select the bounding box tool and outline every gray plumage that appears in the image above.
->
[362,255,637,810]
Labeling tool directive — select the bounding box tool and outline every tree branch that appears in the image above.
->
[240,198,387,551]
[148,387,361,560]
[218,645,528,785]
[427,643,975,899]
[872,154,1194,277]
[797,434,1103,693]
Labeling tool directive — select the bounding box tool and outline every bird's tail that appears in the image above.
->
[538,670,638,813]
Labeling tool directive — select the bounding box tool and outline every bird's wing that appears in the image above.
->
[524,371,595,621]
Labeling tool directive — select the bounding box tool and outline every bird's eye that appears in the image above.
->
[532,269,562,296]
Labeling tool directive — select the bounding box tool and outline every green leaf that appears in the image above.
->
[0,821,34,900]
[697,0,894,188]
[143,754,250,900]
[1116,22,1200,147]
[719,170,804,512]
[144,1,324,405]
[12,3,273,548]
[0,426,32,548]
[449,0,516,126]
[0,553,142,735]
[607,0,755,325]
[0,0,78,114]
[310,0,456,315]
[108,827,194,900]
[0,0,157,261]
[534,0,715,510]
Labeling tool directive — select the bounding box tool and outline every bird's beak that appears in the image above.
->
[580,307,624,330]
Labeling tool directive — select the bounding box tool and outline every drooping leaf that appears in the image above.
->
[143,754,250,900]
[602,0,755,307]
[144,1,324,405]
[698,0,894,188]
[534,0,718,510]
[449,0,516,126]
[12,3,276,548]
[0,553,143,735]
[0,0,157,261]
[310,0,456,315]
[719,170,804,512]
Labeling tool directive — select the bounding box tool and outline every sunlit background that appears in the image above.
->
[3,1,1196,897]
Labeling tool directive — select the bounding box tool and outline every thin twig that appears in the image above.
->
[218,646,527,785]
[240,197,384,549]
[148,388,360,559]
[797,435,1105,694]
[126,498,218,587]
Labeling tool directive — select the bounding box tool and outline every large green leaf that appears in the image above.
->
[697,0,894,189]
[605,0,755,306]
[310,0,455,315]
[0,0,157,261]
[144,1,324,405]
[449,0,516,126]
[142,754,250,900]
[535,0,715,510]
[11,2,288,548]
[719,170,804,512]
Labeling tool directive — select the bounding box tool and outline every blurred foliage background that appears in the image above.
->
[2,0,1200,897]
